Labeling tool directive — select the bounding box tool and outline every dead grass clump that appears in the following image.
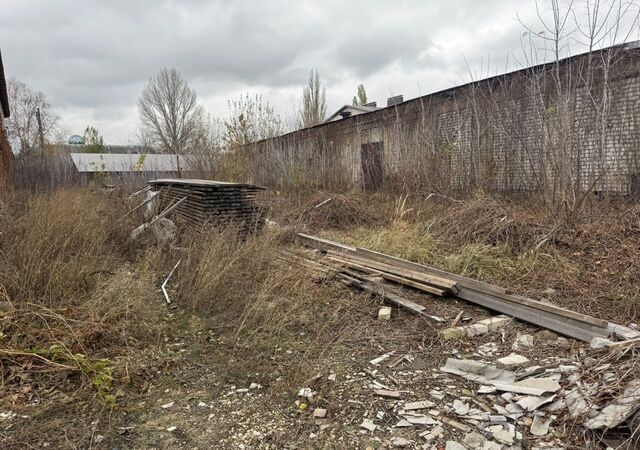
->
[173,226,364,387]
[444,243,512,283]
[323,223,440,264]
[0,188,164,403]
[432,192,543,252]
[282,191,382,230]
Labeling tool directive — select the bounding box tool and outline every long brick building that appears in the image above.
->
[246,42,640,196]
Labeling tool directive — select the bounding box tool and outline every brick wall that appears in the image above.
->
[0,115,11,186]
[247,44,640,195]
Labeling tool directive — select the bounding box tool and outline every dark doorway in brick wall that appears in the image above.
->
[361,142,384,191]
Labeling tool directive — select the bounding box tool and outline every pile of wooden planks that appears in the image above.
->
[148,178,266,234]
[294,233,639,343]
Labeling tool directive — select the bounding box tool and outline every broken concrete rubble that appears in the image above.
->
[496,353,530,369]
[440,316,511,340]
[440,358,515,385]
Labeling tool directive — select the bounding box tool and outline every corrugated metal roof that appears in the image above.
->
[70,153,194,173]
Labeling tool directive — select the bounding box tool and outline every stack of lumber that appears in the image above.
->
[148,179,265,233]
[294,233,639,343]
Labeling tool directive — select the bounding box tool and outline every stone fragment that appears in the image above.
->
[492,377,561,396]
[395,419,412,428]
[476,316,511,332]
[517,394,556,411]
[585,379,640,429]
[590,336,612,349]
[391,437,412,447]
[378,306,392,321]
[453,399,471,415]
[406,415,438,425]
[375,389,402,399]
[530,415,553,436]
[160,401,174,409]
[477,385,497,394]
[463,432,486,449]
[513,333,534,350]
[360,418,376,431]
[466,323,490,337]
[496,353,530,369]
[441,358,516,385]
[404,400,435,410]
[312,408,327,418]
[440,327,467,340]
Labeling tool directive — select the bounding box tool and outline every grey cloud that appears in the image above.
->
[0,0,554,141]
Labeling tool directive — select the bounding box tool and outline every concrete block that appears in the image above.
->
[466,323,489,337]
[496,353,530,369]
[378,306,392,321]
[477,315,511,332]
[439,327,467,340]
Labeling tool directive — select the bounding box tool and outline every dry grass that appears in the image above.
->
[0,189,164,405]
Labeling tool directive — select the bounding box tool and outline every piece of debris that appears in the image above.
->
[378,306,392,321]
[312,408,327,419]
[453,399,471,415]
[404,400,436,411]
[441,358,515,385]
[512,333,534,350]
[391,436,412,447]
[360,418,377,432]
[370,352,394,365]
[517,394,556,411]
[530,415,554,436]
[590,336,613,349]
[477,386,497,394]
[585,379,640,429]
[298,388,314,399]
[463,432,486,448]
[395,419,412,428]
[491,377,561,396]
[445,442,468,450]
[160,401,174,409]
[166,426,177,432]
[496,353,530,369]
[375,389,402,399]
[477,343,498,357]
[406,415,438,425]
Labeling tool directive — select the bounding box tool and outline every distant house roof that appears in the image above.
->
[70,153,195,173]
[0,50,9,118]
[324,104,381,123]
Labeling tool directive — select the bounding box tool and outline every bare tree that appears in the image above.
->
[298,69,327,128]
[223,93,284,148]
[5,77,62,153]
[138,68,203,156]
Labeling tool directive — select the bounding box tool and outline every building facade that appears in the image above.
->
[247,42,640,196]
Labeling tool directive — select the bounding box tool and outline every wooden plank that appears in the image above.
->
[296,233,609,332]
[325,255,447,296]
[326,251,457,292]
[456,286,607,342]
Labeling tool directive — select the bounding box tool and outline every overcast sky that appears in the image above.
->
[1,0,638,143]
